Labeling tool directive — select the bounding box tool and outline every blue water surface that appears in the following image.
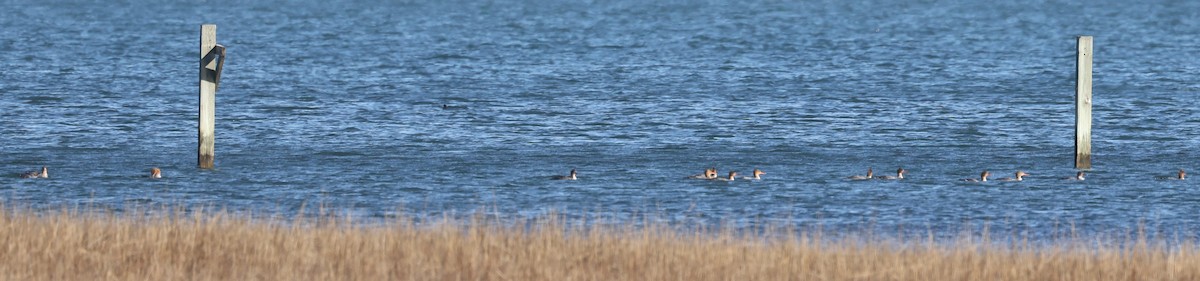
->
[2,0,1199,239]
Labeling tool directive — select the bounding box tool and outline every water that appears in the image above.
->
[2,0,1199,239]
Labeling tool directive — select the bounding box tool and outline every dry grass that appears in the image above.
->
[0,206,1198,281]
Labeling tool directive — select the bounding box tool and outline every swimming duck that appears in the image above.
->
[996,171,1029,182]
[688,168,718,179]
[847,167,873,180]
[1156,169,1185,180]
[19,166,48,179]
[713,171,737,181]
[1062,171,1085,181]
[875,167,906,180]
[150,167,162,179]
[962,170,990,182]
[552,169,577,180]
[741,169,765,180]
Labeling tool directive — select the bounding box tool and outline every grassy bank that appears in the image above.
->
[1,207,1198,280]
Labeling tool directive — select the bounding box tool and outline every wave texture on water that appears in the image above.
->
[1,0,1199,238]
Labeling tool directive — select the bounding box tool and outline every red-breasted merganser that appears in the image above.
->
[962,170,990,182]
[150,167,162,179]
[552,169,577,180]
[19,166,48,179]
[996,171,1029,182]
[1156,169,1185,180]
[740,169,765,180]
[688,168,718,179]
[713,171,737,181]
[875,167,906,180]
[1062,171,1085,181]
[847,167,873,180]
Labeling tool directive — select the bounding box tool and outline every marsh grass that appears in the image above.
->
[1,206,1198,280]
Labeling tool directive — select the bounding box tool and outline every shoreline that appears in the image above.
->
[2,207,1198,280]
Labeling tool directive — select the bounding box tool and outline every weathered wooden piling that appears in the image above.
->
[199,24,225,169]
[1075,36,1093,169]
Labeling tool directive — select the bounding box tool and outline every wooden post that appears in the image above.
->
[199,24,217,169]
[1075,36,1093,169]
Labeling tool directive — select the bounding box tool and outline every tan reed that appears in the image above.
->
[0,206,1197,281]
